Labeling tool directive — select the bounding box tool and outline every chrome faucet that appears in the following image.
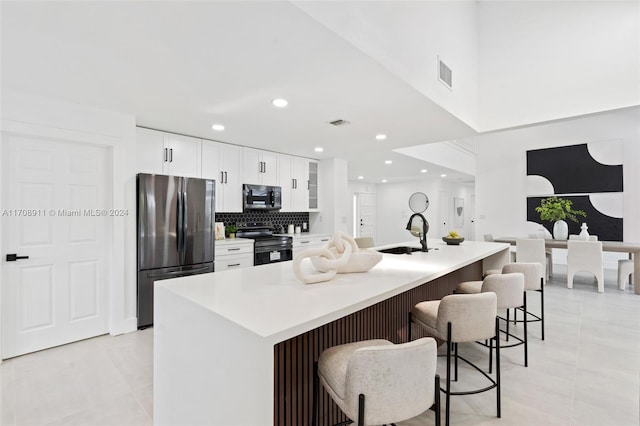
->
[406,213,429,252]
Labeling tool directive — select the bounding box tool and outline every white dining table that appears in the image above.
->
[495,237,639,294]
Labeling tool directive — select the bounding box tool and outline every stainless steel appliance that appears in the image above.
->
[137,173,215,328]
[236,223,292,265]
[243,184,282,211]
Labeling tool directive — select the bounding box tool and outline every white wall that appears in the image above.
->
[373,178,474,246]
[0,90,138,340]
[478,1,640,131]
[309,158,349,235]
[294,0,480,129]
[475,108,640,267]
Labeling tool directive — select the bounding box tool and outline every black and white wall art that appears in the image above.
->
[526,141,624,241]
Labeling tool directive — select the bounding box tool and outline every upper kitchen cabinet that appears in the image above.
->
[278,154,309,212]
[242,147,278,186]
[201,140,243,213]
[308,160,318,210]
[136,127,201,178]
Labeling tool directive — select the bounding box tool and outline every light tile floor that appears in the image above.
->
[0,266,638,425]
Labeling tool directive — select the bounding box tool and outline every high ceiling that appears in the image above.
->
[0,1,478,184]
[2,1,636,184]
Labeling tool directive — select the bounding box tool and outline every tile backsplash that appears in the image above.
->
[216,211,310,233]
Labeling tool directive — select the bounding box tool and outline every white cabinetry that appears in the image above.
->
[292,234,331,257]
[136,127,201,177]
[202,140,243,213]
[308,160,318,210]
[215,239,254,271]
[242,147,278,186]
[279,154,310,212]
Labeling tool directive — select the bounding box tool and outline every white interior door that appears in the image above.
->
[355,193,376,239]
[438,190,451,236]
[2,134,110,358]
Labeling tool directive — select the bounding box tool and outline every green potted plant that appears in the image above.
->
[534,196,586,240]
[226,224,238,239]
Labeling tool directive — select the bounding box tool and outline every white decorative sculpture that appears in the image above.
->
[293,232,383,284]
[578,223,590,240]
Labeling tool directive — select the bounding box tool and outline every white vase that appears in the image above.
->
[553,220,568,240]
[579,223,589,240]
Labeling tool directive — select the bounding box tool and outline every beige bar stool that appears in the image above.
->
[455,271,526,368]
[312,338,441,426]
[408,293,499,426]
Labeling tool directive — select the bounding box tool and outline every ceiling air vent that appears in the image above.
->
[329,119,350,126]
[438,56,453,90]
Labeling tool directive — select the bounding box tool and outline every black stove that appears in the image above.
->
[236,223,293,265]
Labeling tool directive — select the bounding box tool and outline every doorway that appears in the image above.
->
[354,192,376,240]
[1,132,111,358]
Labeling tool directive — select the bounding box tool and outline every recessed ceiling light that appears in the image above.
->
[381,179,388,183]
[314,147,324,152]
[211,124,225,131]
[375,134,387,140]
[357,176,364,180]
[272,98,288,108]
[440,174,447,178]
[385,160,392,164]
[421,169,428,173]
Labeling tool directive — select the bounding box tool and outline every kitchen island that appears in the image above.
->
[154,238,509,425]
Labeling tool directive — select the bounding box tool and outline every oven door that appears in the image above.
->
[255,246,293,265]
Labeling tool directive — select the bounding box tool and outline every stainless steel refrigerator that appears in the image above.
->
[137,173,215,328]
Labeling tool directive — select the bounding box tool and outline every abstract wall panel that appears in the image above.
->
[526,142,623,241]
[526,144,623,194]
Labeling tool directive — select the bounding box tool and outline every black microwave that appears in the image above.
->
[243,184,282,211]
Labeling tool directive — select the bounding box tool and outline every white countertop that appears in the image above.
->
[158,238,509,344]
[154,238,510,425]
[274,233,331,239]
[215,237,254,246]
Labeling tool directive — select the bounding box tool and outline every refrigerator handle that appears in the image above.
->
[177,189,184,254]
[182,191,188,251]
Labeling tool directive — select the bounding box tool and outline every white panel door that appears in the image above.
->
[2,134,110,358]
[439,190,451,237]
[356,193,376,238]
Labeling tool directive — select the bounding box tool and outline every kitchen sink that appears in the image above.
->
[378,246,422,255]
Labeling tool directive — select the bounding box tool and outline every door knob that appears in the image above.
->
[6,253,29,262]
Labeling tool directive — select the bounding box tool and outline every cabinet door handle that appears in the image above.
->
[228,263,241,267]
[307,180,310,190]
[169,148,173,162]
[228,247,241,251]
[221,171,224,184]
[264,162,266,174]
[300,241,310,244]
[224,171,228,183]
[292,178,295,189]
[164,148,168,162]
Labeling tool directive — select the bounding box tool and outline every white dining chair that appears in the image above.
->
[569,234,598,241]
[617,258,634,290]
[485,233,517,262]
[567,240,604,292]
